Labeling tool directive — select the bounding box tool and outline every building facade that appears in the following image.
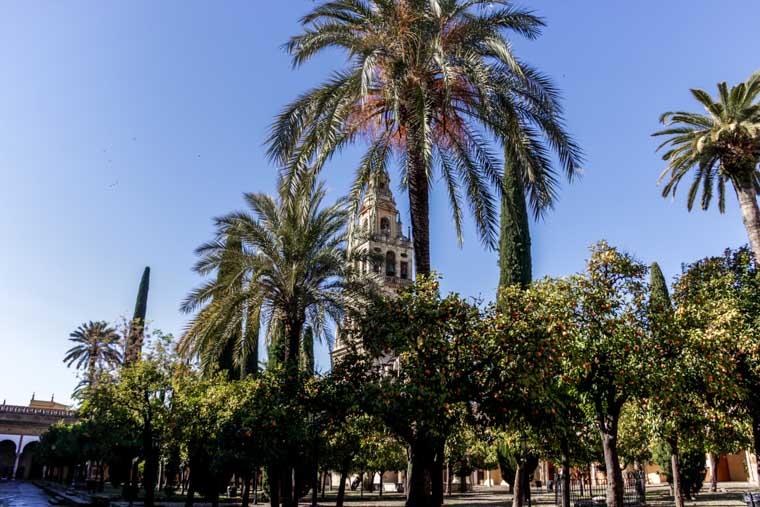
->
[0,395,77,480]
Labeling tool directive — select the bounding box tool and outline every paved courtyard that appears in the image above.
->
[2,480,756,507]
[0,482,50,507]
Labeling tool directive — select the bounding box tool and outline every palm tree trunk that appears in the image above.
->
[734,173,760,260]
[87,351,98,386]
[284,318,304,371]
[405,129,431,277]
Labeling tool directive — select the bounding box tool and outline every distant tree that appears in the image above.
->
[179,235,258,379]
[654,71,760,259]
[181,172,375,378]
[64,321,121,389]
[268,0,581,277]
[125,267,150,364]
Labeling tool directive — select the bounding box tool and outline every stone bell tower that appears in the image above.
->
[332,170,413,360]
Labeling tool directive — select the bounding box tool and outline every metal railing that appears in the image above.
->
[554,472,645,507]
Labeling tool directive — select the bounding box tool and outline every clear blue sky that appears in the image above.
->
[1,1,758,406]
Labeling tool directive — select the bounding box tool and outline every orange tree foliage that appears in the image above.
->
[672,247,759,460]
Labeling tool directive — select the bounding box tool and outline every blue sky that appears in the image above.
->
[1,1,758,406]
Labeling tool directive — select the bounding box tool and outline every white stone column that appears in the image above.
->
[486,469,492,487]
[746,450,759,485]
[12,435,24,480]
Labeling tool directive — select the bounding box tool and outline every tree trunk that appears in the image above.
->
[311,462,319,507]
[184,474,195,507]
[242,473,251,507]
[458,472,468,493]
[512,465,524,507]
[284,319,305,371]
[280,465,294,507]
[560,441,571,507]
[405,126,431,277]
[498,156,532,289]
[406,440,433,507]
[336,461,350,507]
[431,443,444,507]
[708,453,718,492]
[268,466,280,507]
[143,419,157,507]
[752,415,760,488]
[253,469,259,505]
[734,172,760,261]
[600,427,624,507]
[379,470,384,497]
[669,439,684,507]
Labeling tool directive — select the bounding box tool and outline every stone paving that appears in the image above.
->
[0,479,755,507]
[0,481,51,507]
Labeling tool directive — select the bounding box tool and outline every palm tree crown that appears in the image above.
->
[64,321,121,386]
[654,71,760,258]
[180,173,377,372]
[267,0,581,275]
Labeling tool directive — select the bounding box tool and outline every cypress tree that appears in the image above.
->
[241,301,260,378]
[215,237,243,379]
[650,262,673,315]
[125,266,150,364]
[498,158,532,289]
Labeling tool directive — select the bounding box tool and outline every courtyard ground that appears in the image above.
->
[11,480,757,507]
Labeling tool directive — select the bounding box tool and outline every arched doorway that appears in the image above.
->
[19,441,42,480]
[0,440,16,480]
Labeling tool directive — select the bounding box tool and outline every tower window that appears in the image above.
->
[400,261,409,279]
[385,251,396,276]
[380,217,391,234]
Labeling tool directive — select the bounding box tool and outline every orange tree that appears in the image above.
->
[477,279,586,507]
[560,242,657,507]
[672,247,760,482]
[351,276,484,507]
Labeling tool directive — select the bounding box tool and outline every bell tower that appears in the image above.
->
[348,170,413,291]
[333,170,413,360]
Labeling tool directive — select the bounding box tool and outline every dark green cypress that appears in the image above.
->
[650,261,673,313]
[216,237,243,379]
[125,266,150,364]
[241,301,260,378]
[498,157,532,289]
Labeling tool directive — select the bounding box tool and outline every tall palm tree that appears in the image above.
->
[654,71,760,259]
[179,235,260,379]
[180,172,376,373]
[267,0,581,276]
[64,321,121,386]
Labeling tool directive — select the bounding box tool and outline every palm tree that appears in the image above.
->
[654,71,760,259]
[179,234,261,379]
[64,321,121,386]
[180,172,376,373]
[267,0,581,276]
